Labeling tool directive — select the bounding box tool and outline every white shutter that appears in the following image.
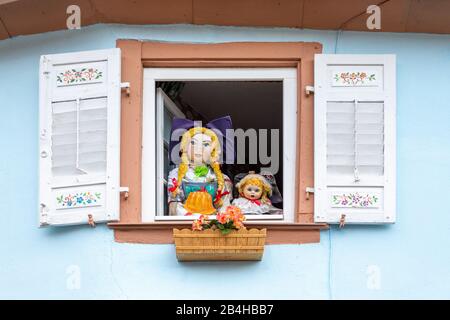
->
[39,49,121,226]
[314,54,396,224]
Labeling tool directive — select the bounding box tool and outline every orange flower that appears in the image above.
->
[198,214,208,224]
[225,205,242,221]
[192,220,203,231]
[216,212,228,224]
[234,220,245,229]
[213,206,246,231]
[234,213,246,223]
[192,214,208,231]
[225,205,242,216]
[223,205,246,228]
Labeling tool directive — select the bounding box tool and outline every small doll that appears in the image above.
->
[232,173,282,215]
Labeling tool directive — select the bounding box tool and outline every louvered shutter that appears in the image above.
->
[314,54,396,224]
[39,49,121,226]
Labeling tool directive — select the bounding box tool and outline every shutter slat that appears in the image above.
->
[53,120,107,135]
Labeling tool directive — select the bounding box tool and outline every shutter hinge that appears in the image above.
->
[39,203,49,226]
[305,187,314,200]
[41,56,51,75]
[305,85,315,96]
[120,186,129,200]
[339,214,346,229]
[120,82,130,96]
[87,214,96,228]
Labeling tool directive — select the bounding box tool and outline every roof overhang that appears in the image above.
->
[0,0,449,40]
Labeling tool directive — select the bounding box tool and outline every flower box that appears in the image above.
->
[173,228,266,261]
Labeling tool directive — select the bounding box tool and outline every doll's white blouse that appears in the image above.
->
[231,197,283,215]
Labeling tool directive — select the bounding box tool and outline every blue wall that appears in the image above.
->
[0,24,449,299]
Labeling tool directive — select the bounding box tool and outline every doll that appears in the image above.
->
[232,173,282,215]
[167,118,233,216]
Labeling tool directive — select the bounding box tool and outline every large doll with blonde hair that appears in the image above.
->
[167,117,233,216]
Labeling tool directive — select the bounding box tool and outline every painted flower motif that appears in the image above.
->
[56,68,103,85]
[334,72,376,85]
[56,192,101,208]
[332,193,378,208]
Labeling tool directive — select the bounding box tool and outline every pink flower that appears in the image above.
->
[216,212,228,224]
[198,214,207,224]
[191,215,208,231]
[234,220,245,229]
[217,206,246,229]
[192,220,203,231]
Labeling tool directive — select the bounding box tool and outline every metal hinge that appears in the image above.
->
[41,56,51,76]
[305,85,315,96]
[305,187,315,200]
[88,214,96,228]
[339,214,346,229]
[39,203,49,226]
[120,186,129,200]
[120,82,130,96]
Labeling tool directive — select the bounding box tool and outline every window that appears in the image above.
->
[39,43,396,243]
[142,68,297,222]
[40,41,328,244]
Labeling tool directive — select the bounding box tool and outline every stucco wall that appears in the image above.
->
[0,24,449,299]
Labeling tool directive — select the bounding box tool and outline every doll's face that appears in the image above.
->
[242,184,263,200]
[187,133,213,166]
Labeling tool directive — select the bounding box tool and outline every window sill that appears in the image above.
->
[109,222,328,244]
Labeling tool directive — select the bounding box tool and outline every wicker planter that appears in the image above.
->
[173,228,267,261]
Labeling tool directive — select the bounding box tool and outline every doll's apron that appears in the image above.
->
[182,181,218,202]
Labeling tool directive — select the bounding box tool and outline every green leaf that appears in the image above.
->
[221,229,231,235]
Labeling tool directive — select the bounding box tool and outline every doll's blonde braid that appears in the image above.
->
[211,161,225,207]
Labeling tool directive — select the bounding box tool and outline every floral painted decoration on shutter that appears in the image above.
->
[333,71,377,86]
[56,191,102,209]
[56,68,103,86]
[331,192,379,208]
